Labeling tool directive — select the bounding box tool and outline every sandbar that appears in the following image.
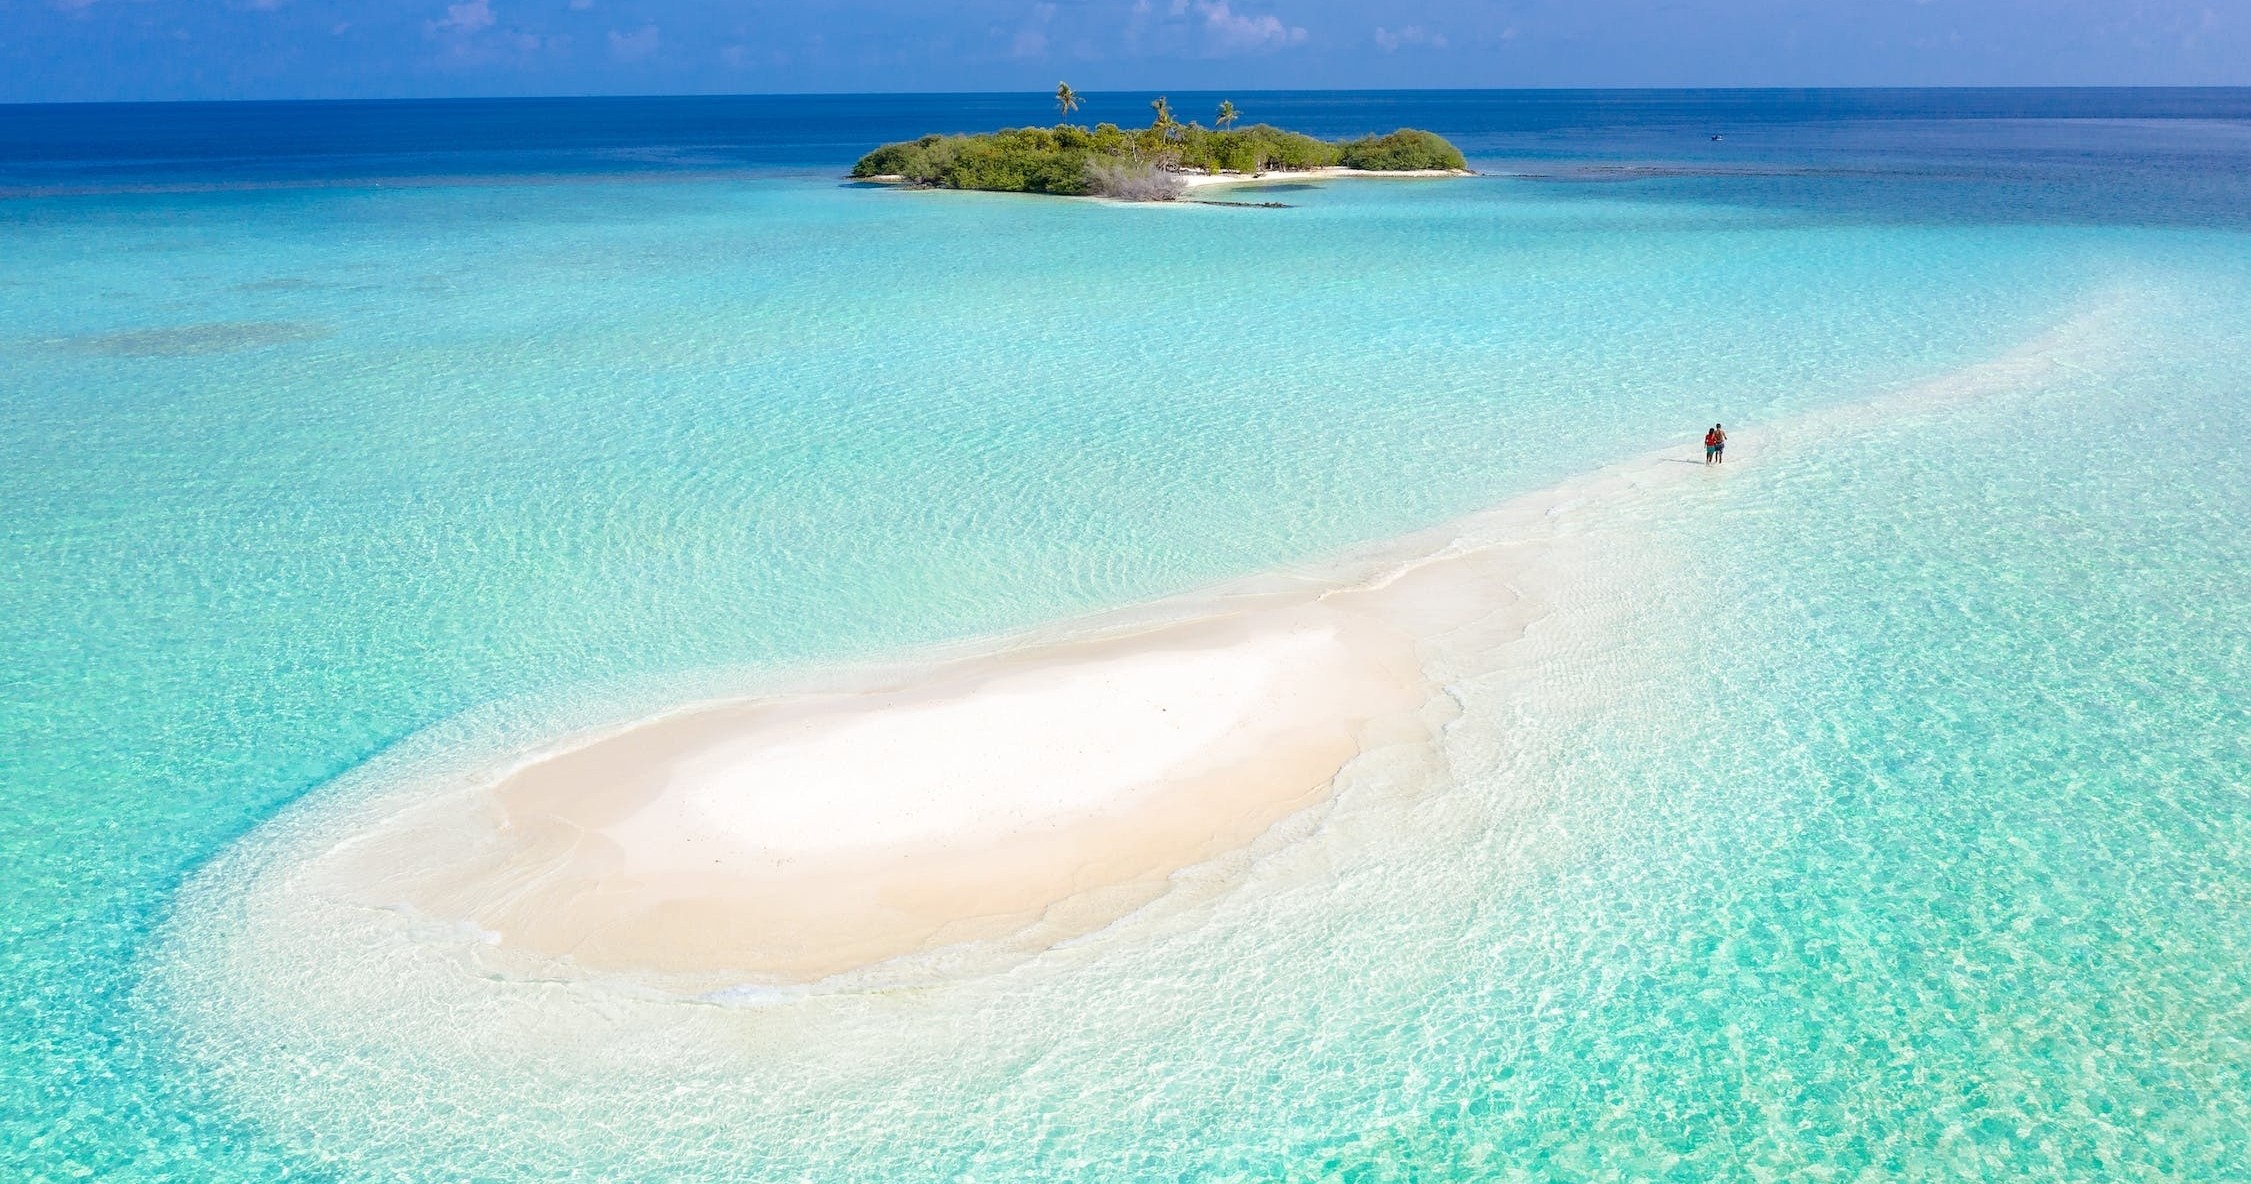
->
[315,598,1461,987]
[290,289,2128,993]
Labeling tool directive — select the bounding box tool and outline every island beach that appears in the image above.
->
[859,166,1474,188]
[851,103,1468,199]
[1177,166,1472,188]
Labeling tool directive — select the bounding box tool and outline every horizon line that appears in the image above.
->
[8,83,2251,111]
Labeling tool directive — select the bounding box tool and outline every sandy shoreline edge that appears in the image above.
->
[856,165,1473,200]
[1178,166,1472,188]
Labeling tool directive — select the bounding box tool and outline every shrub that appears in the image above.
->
[1081,159,1184,201]
[850,134,954,180]
[852,128,1092,195]
[944,133,1087,194]
[1335,129,1467,172]
[1172,125,1341,174]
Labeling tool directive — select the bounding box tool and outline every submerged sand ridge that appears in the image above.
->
[292,288,2141,994]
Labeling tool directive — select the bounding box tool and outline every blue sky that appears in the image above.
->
[1,1,2243,103]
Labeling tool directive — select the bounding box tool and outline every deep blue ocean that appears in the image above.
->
[8,88,2251,217]
[3,90,2249,1180]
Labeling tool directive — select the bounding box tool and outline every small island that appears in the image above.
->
[852,87,1468,201]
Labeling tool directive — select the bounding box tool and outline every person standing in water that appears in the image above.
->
[1704,423,1727,464]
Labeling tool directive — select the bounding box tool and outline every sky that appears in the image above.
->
[0,0,2244,103]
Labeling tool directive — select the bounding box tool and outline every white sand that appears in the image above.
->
[857,167,1471,197]
[1178,167,1471,190]
[612,624,1356,862]
[317,603,1439,986]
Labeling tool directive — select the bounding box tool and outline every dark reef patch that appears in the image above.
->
[53,320,333,358]
[233,276,324,293]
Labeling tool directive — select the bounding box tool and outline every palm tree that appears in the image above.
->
[1147,95,1183,150]
[1055,82,1081,124]
[1216,100,1239,129]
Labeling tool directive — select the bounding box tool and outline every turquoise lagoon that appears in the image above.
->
[2,93,2248,1179]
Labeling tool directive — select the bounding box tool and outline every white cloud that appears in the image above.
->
[607,23,660,60]
[419,0,571,64]
[1197,1,1306,54]
[1373,24,1445,52]
[1010,2,1054,58]
[428,0,495,35]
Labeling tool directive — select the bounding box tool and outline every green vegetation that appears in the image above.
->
[1333,129,1471,172]
[851,92,1467,200]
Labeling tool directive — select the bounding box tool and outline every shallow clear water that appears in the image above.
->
[3,92,2248,1179]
